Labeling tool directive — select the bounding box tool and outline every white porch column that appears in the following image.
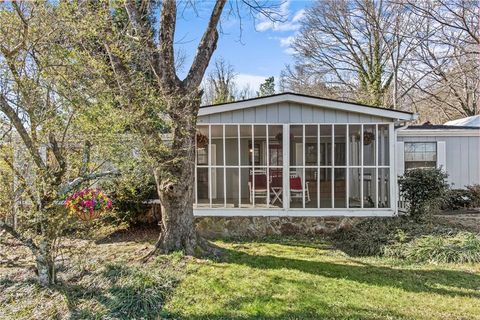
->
[283,124,290,211]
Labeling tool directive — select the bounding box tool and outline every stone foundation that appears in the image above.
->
[195,216,367,239]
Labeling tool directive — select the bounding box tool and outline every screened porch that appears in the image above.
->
[194,123,393,213]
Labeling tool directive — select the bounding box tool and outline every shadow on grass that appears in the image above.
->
[168,304,413,320]
[95,224,159,245]
[220,246,480,300]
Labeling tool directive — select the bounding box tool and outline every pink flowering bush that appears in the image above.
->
[64,188,112,221]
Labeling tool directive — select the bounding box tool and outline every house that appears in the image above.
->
[396,118,480,189]
[193,92,417,218]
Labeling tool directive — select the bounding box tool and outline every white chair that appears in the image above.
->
[248,169,268,203]
[289,174,310,203]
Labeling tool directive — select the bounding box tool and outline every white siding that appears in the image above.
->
[198,102,392,124]
[397,134,480,188]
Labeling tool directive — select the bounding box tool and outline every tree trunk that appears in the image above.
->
[149,92,218,257]
[35,239,56,286]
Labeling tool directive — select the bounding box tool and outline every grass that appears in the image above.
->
[1,228,480,319]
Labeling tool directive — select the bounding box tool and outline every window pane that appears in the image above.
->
[305,125,318,166]
[196,126,209,165]
[226,168,239,208]
[196,168,209,207]
[211,168,224,208]
[251,167,268,207]
[363,168,376,208]
[378,125,389,166]
[378,168,390,208]
[268,125,283,166]
[319,168,332,208]
[334,168,346,208]
[404,142,437,169]
[363,125,376,166]
[349,168,361,208]
[334,125,346,166]
[320,125,332,166]
[225,125,239,166]
[349,125,361,166]
[240,168,252,208]
[240,125,251,166]
[305,168,318,208]
[290,125,303,166]
[254,125,267,166]
[211,125,223,166]
[290,170,305,208]
[269,168,283,208]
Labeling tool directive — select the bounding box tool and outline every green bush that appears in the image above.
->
[385,232,480,263]
[398,168,449,219]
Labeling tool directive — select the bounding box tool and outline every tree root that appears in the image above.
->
[141,232,223,263]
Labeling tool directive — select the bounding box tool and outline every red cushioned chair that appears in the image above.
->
[248,170,268,204]
[289,175,310,203]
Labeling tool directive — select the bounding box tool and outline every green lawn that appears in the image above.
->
[1,234,480,319]
[166,238,480,320]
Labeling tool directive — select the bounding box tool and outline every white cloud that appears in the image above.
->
[279,35,295,47]
[255,0,305,33]
[236,74,267,90]
[283,47,297,55]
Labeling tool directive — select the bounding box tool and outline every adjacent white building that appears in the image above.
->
[397,121,480,189]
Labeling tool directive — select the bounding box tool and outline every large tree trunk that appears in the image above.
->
[35,239,56,286]
[149,92,218,256]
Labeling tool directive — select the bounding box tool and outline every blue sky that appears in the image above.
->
[174,0,310,90]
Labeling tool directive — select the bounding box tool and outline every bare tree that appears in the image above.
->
[405,0,479,121]
[203,57,237,105]
[286,0,424,108]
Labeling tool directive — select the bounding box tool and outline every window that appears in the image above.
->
[404,142,437,169]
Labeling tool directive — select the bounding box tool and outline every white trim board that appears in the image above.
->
[193,209,396,217]
[199,93,417,121]
[398,129,480,137]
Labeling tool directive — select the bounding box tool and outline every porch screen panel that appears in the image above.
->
[378,125,389,166]
[269,125,284,208]
[225,125,239,166]
[226,168,239,208]
[349,168,361,208]
[320,125,332,208]
[378,168,390,208]
[363,125,376,166]
[212,168,225,208]
[363,168,376,208]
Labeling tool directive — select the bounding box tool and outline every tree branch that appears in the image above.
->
[158,0,181,91]
[183,0,227,92]
[0,94,46,171]
[58,170,120,196]
[0,220,39,255]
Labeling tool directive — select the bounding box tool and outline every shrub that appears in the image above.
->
[384,232,480,263]
[332,216,462,257]
[441,189,473,210]
[398,168,449,219]
[466,184,480,207]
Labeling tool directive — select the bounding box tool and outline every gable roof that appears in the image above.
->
[199,92,417,121]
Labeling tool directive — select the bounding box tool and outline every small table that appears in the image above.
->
[270,187,283,205]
